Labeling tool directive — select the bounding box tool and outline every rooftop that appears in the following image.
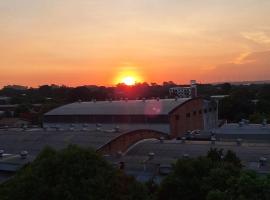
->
[0,130,123,156]
[45,98,191,116]
[216,123,270,135]
[0,154,35,172]
[124,140,270,174]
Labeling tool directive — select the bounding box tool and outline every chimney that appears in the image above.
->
[190,80,197,98]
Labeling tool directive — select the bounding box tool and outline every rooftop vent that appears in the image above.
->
[259,157,267,167]
[159,137,165,143]
[148,152,155,160]
[240,119,249,125]
[96,123,102,131]
[103,154,111,159]
[20,150,28,159]
[96,123,102,127]
[56,126,61,131]
[159,164,172,176]
[262,119,267,127]
[183,154,190,159]
[236,138,243,146]
[116,151,123,158]
[0,150,4,158]
[114,126,120,133]
[238,121,244,127]
[211,136,216,145]
[181,136,186,143]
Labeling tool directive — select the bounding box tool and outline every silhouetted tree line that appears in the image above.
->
[0,146,269,200]
[1,82,270,123]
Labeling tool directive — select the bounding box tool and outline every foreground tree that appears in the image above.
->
[157,149,270,200]
[0,145,147,200]
[227,171,270,200]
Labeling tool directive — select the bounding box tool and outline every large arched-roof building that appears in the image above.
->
[44,98,217,138]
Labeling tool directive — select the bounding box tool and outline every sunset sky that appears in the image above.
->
[1,0,270,87]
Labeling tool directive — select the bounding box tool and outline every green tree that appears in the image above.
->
[228,171,270,200]
[223,150,242,168]
[206,190,226,200]
[0,145,147,200]
[157,157,214,200]
[157,149,245,200]
[207,148,224,162]
[14,103,31,116]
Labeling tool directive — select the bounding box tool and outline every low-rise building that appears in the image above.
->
[44,98,218,138]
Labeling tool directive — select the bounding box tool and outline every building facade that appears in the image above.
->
[44,98,217,138]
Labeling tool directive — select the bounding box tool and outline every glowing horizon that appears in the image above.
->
[0,0,270,88]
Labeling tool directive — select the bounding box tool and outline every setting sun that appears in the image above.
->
[122,76,136,86]
[113,66,144,86]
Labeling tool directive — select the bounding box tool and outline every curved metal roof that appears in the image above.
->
[45,98,191,116]
[0,130,123,156]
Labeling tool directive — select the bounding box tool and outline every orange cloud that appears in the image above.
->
[203,51,270,82]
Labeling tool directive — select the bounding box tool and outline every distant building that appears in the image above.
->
[43,97,218,138]
[0,118,30,128]
[3,85,28,90]
[214,122,270,140]
[0,97,11,105]
[169,80,197,98]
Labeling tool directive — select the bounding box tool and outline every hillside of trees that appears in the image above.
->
[0,146,269,200]
[1,82,270,123]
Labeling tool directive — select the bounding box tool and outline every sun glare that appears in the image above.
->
[113,65,143,86]
[122,76,136,86]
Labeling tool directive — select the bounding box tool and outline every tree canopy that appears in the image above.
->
[157,148,270,200]
[0,145,148,200]
[1,83,270,123]
[0,146,270,200]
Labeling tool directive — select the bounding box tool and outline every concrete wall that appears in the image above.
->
[203,100,218,130]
